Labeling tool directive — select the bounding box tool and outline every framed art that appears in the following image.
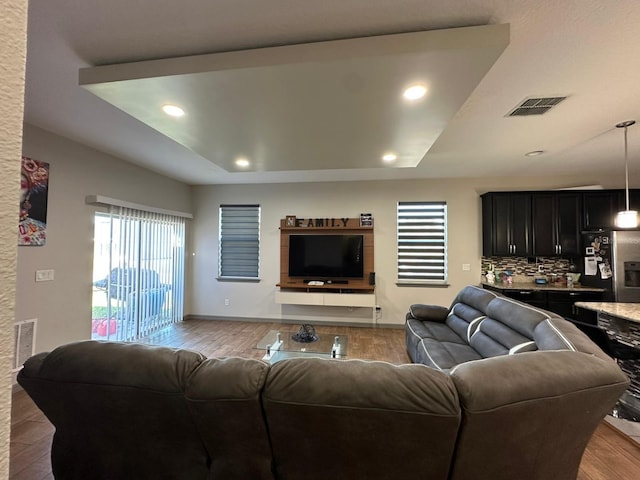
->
[19,156,49,246]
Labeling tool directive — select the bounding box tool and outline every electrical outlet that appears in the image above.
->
[462,264,471,271]
[224,299,230,306]
[35,269,55,282]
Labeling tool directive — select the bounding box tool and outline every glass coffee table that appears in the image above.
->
[256,329,348,363]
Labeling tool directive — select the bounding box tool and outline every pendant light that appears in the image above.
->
[615,120,638,229]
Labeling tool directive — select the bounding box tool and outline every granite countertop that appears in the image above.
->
[481,280,606,293]
[574,302,640,324]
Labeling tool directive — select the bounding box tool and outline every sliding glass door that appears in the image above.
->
[91,206,186,341]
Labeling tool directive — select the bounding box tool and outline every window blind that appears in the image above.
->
[219,205,260,279]
[397,201,447,284]
[96,206,186,341]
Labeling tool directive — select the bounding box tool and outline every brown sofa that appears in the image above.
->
[19,315,628,480]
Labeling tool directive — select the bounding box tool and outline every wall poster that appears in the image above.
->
[19,156,49,246]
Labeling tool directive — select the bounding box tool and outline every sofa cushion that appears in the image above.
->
[467,296,562,359]
[406,318,464,363]
[408,303,449,322]
[469,318,538,358]
[185,357,274,480]
[406,317,466,346]
[415,338,484,371]
[262,357,461,480]
[443,285,498,340]
[452,285,499,310]
[445,302,488,341]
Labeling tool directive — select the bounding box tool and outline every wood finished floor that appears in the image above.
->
[10,318,640,480]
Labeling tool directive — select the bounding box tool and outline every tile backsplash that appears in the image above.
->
[481,256,576,282]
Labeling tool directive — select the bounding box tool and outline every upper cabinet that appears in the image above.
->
[582,191,620,230]
[482,193,532,256]
[532,193,580,257]
[483,189,638,258]
[583,189,640,230]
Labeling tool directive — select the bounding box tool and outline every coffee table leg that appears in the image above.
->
[263,332,284,361]
[332,336,341,358]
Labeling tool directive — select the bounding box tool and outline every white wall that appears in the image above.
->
[17,125,193,353]
[1,1,27,477]
[190,173,625,327]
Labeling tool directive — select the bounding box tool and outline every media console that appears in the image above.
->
[277,216,376,322]
[275,290,377,323]
[278,217,374,292]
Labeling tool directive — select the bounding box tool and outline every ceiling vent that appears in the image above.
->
[507,96,567,116]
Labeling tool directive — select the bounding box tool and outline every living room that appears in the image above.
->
[2,1,640,478]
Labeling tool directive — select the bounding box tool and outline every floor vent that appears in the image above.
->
[508,96,567,116]
[13,319,37,371]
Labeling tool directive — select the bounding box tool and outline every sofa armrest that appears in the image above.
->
[407,304,449,322]
[19,351,49,377]
[448,351,629,480]
[450,350,628,411]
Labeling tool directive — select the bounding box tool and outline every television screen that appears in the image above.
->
[288,234,364,279]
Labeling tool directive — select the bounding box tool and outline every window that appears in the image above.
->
[397,201,447,284]
[219,204,261,279]
[91,207,187,341]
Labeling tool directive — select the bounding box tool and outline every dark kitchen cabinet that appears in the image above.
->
[546,290,603,319]
[482,193,532,256]
[482,285,604,321]
[581,189,640,230]
[582,191,619,230]
[623,188,640,213]
[482,189,637,259]
[532,193,580,257]
[501,289,547,309]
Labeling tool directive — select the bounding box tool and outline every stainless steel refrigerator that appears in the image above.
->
[580,230,640,302]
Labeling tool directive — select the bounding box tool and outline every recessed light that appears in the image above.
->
[382,153,397,163]
[525,150,545,157]
[403,84,427,101]
[162,104,185,117]
[235,158,250,168]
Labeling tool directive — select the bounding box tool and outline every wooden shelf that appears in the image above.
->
[279,217,375,292]
[280,217,373,231]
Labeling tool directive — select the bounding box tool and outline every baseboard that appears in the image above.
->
[184,314,403,329]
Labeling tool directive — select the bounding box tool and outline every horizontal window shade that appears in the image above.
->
[397,201,447,283]
[219,205,260,278]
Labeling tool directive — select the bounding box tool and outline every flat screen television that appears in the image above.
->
[288,234,364,279]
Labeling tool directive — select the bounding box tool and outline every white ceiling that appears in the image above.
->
[24,0,640,186]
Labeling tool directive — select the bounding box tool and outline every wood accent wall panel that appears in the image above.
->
[279,218,374,291]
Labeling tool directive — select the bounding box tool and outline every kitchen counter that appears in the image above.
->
[576,301,640,423]
[481,281,605,293]
[574,302,640,325]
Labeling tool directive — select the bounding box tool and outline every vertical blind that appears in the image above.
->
[397,201,448,283]
[103,206,186,341]
[219,205,260,279]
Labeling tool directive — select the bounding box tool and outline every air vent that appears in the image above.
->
[508,96,567,116]
[13,319,36,371]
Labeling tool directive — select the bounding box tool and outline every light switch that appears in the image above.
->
[35,269,55,282]
[462,264,471,271]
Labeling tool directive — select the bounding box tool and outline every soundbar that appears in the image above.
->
[304,279,349,285]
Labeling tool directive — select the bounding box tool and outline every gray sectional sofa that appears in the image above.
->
[405,284,611,370]
[18,311,628,480]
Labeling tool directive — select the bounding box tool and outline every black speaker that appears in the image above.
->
[369,272,376,285]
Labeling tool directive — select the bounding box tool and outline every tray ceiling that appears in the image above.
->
[79,25,508,173]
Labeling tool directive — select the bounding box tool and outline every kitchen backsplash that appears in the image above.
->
[481,256,575,281]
